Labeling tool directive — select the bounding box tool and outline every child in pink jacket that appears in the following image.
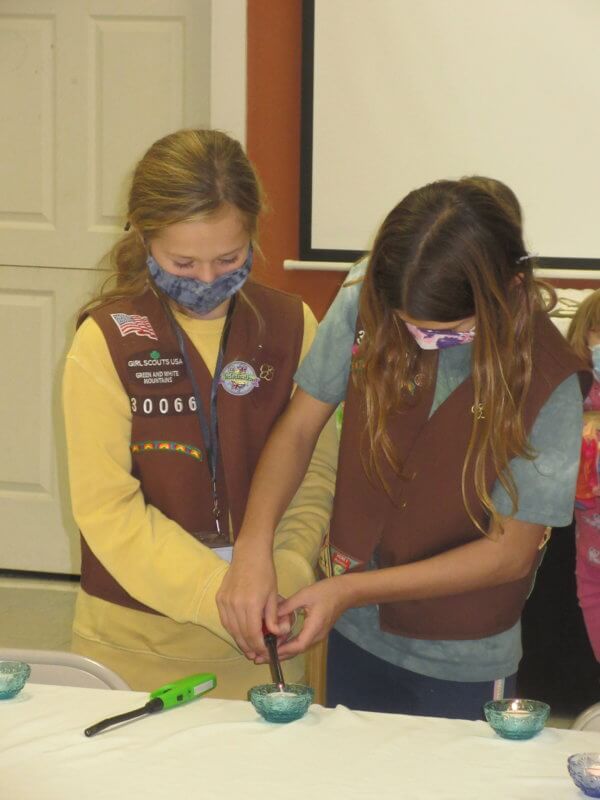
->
[569,290,600,659]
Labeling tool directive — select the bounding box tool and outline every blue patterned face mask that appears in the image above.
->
[590,344,600,381]
[147,246,252,316]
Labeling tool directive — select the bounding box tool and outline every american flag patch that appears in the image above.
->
[110,313,158,340]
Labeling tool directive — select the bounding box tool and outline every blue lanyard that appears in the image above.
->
[170,300,235,534]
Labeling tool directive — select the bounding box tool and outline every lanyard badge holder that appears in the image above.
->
[171,301,235,558]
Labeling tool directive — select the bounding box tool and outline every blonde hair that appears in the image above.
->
[567,289,600,365]
[82,129,264,314]
[357,177,551,533]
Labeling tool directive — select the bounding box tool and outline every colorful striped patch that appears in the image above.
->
[130,441,203,460]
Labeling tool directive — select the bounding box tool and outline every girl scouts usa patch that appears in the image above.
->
[219,361,260,396]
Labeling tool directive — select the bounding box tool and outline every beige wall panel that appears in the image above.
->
[0,289,53,491]
[0,16,55,227]
[88,17,185,230]
[0,265,105,574]
[0,0,211,270]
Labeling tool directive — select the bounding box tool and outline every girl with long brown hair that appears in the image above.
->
[217,177,589,718]
[63,129,336,696]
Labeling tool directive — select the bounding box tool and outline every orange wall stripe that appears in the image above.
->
[246,0,344,320]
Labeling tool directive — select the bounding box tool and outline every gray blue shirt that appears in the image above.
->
[295,261,583,682]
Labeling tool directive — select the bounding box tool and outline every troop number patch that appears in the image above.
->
[130,394,197,416]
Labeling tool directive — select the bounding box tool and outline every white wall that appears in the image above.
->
[210,0,247,146]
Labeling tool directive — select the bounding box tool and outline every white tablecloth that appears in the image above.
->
[1,683,599,799]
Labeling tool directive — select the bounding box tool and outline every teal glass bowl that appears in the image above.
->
[568,753,600,797]
[484,698,550,740]
[249,683,313,723]
[0,661,31,699]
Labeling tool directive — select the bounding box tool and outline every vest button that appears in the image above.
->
[401,500,407,509]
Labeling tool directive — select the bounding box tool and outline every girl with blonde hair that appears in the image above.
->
[63,129,336,696]
[218,177,589,718]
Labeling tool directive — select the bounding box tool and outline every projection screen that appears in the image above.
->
[300,0,600,267]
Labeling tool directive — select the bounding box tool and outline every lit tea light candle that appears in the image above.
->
[504,700,531,718]
[265,691,298,703]
[485,698,549,739]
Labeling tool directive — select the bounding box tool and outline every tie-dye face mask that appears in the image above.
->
[405,321,476,350]
[147,246,252,316]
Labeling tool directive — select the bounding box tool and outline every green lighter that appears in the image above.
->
[84,672,217,737]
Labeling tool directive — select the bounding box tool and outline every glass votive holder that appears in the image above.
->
[483,698,550,740]
[0,661,31,699]
[248,683,313,723]
[568,753,600,797]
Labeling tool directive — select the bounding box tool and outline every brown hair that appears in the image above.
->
[463,176,522,227]
[82,129,264,313]
[357,177,552,532]
[567,289,600,365]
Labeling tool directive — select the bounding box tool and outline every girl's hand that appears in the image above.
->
[217,539,282,660]
[274,577,356,660]
[252,598,296,664]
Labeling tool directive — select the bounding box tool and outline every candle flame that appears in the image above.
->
[510,701,519,712]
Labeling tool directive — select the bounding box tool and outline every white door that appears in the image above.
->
[0,0,213,574]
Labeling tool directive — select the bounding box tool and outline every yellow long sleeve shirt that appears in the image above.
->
[63,302,338,696]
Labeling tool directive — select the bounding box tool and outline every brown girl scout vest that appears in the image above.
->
[78,282,303,615]
[327,311,590,640]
